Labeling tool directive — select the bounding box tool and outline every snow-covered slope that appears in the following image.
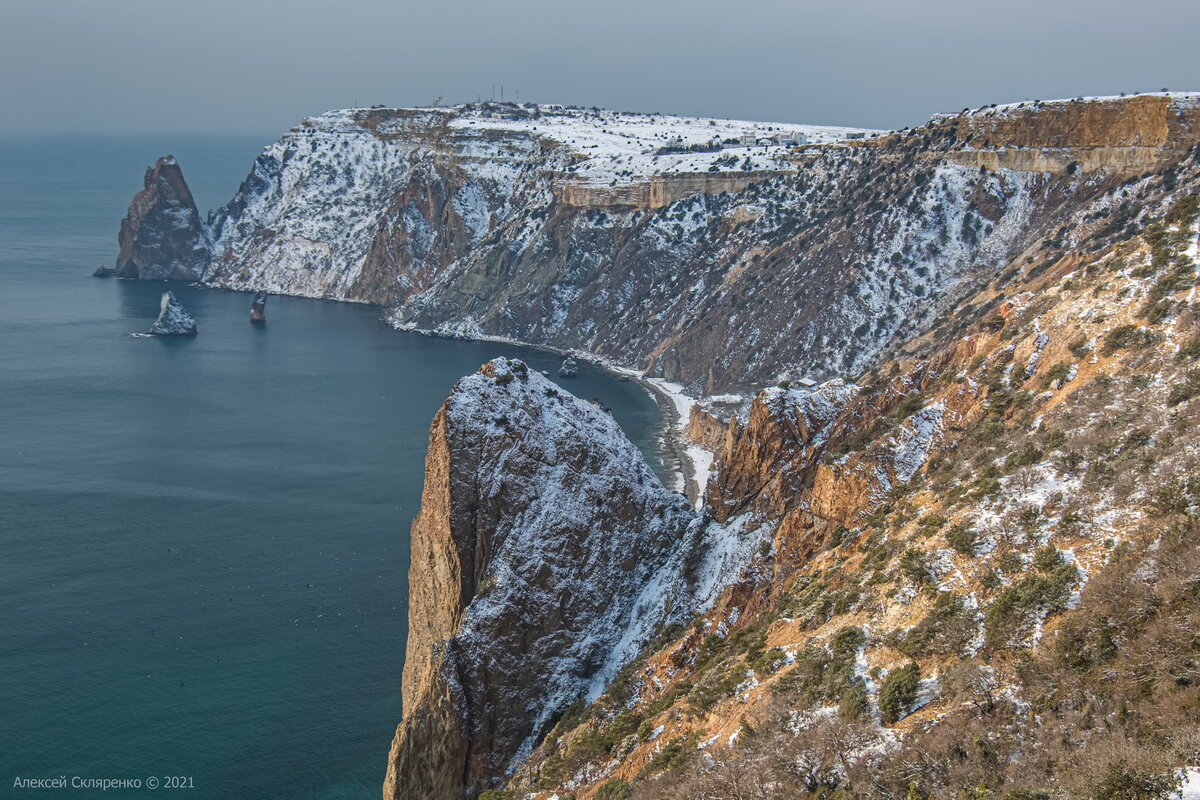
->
[385,358,775,800]
[111,95,1200,394]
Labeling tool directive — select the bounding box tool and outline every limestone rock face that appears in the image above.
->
[385,359,697,800]
[707,381,858,523]
[148,291,197,336]
[109,156,210,280]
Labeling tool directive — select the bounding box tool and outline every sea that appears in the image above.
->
[0,135,667,798]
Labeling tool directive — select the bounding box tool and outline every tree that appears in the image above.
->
[879,663,921,725]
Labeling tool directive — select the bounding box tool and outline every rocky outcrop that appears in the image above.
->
[384,359,699,800]
[706,381,858,523]
[250,292,267,323]
[953,94,1200,154]
[147,291,197,335]
[102,156,210,280]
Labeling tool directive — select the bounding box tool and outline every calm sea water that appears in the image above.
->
[0,137,666,798]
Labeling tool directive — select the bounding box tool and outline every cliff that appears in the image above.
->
[502,167,1200,800]
[102,156,210,280]
[102,93,1200,798]
[385,358,775,799]
[111,95,1200,395]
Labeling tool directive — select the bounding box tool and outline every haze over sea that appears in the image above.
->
[0,136,665,799]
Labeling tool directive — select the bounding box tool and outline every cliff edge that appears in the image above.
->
[384,358,698,799]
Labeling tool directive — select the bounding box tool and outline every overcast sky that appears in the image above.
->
[2,0,1197,137]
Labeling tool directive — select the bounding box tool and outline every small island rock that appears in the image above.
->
[250,292,268,323]
[148,291,198,336]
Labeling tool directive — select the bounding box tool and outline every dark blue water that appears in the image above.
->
[0,137,665,798]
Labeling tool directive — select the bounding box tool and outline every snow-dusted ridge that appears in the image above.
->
[440,103,882,184]
[390,357,778,786]
[959,90,1200,118]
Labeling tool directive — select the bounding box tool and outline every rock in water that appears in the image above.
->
[384,358,701,800]
[101,156,210,280]
[250,292,267,323]
[148,291,197,336]
[558,355,578,377]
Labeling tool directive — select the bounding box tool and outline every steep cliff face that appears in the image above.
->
[504,170,1200,800]
[385,358,782,799]
[102,156,210,280]
[111,95,1200,394]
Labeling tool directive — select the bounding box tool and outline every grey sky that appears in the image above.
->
[2,0,1197,136]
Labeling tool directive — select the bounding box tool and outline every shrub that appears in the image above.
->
[478,791,515,800]
[1032,545,1063,572]
[899,548,936,589]
[1150,475,1200,515]
[749,646,787,675]
[1167,369,1200,406]
[1039,361,1072,389]
[890,592,975,658]
[1140,297,1174,324]
[984,564,1078,647]
[983,315,1006,333]
[1179,331,1200,359]
[1053,614,1117,671]
[1068,335,1093,358]
[687,664,744,713]
[972,476,1002,499]
[494,372,514,386]
[771,645,829,702]
[897,391,926,419]
[644,736,694,774]
[602,708,643,749]
[879,663,921,725]
[536,751,564,789]
[1102,324,1148,355]
[918,513,947,535]
[838,679,870,719]
[945,522,979,555]
[1164,193,1199,226]
[831,626,867,659]
[1091,760,1181,800]
[595,778,632,800]
[1044,429,1067,449]
[1004,445,1044,472]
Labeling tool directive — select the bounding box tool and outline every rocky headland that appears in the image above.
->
[110,92,1200,799]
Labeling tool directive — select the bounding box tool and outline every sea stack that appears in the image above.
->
[250,292,267,323]
[97,156,211,280]
[148,291,198,336]
[558,355,578,377]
